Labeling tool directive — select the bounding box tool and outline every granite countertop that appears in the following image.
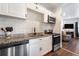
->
[0,33,52,49]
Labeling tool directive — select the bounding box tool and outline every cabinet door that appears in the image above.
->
[46,36,52,52]
[41,43,48,55]
[40,37,48,55]
[44,13,48,23]
[29,44,41,56]
[8,3,26,18]
[40,36,52,55]
[0,3,8,15]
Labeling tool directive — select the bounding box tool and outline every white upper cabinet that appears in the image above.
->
[0,3,27,19]
[27,3,53,14]
[36,4,46,14]
[27,3,37,11]
[0,3,8,15]
[27,3,55,23]
[43,13,48,23]
[8,3,26,19]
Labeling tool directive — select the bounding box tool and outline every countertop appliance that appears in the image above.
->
[44,29,53,34]
[48,15,56,24]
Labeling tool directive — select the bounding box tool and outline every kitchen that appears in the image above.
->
[0,3,61,56]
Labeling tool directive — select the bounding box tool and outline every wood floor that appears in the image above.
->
[45,48,77,56]
[46,38,79,56]
[62,38,79,55]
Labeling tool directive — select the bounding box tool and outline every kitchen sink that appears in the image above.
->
[28,33,45,37]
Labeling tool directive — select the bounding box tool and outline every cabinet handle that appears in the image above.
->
[36,6,38,9]
[40,47,42,51]
[40,39,42,40]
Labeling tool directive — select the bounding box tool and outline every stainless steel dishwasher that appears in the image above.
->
[0,48,8,56]
[0,47,15,56]
[15,41,29,56]
[15,44,28,56]
[0,40,29,56]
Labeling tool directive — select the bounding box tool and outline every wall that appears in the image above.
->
[62,3,77,18]
[0,8,53,35]
[62,3,79,19]
[53,7,62,34]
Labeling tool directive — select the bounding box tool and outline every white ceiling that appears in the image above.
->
[39,3,64,12]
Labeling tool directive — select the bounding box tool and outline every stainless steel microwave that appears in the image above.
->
[48,15,56,24]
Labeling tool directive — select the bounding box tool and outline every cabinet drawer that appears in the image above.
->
[40,36,52,43]
[29,39,40,44]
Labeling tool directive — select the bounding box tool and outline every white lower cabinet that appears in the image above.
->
[41,43,48,55]
[28,35,52,56]
[45,36,52,52]
[40,36,52,55]
[28,38,41,56]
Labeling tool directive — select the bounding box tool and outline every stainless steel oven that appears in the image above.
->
[52,34,60,51]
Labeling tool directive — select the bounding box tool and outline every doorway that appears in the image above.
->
[75,22,78,38]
